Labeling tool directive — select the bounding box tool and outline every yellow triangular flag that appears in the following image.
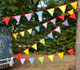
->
[27,29,32,34]
[58,52,64,59]
[70,2,78,10]
[59,5,66,13]
[24,49,29,55]
[47,8,55,16]
[68,9,74,15]
[48,55,54,62]
[13,33,18,39]
[20,31,25,37]
[32,44,37,50]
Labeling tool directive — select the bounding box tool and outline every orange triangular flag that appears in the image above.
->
[16,53,21,59]
[70,13,76,19]
[58,14,65,20]
[3,17,10,25]
[67,49,74,56]
[13,33,18,39]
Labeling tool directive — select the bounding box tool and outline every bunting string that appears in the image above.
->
[16,9,77,57]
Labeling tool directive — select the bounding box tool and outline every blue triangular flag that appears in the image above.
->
[35,26,40,32]
[62,20,69,26]
[29,58,35,64]
[47,32,53,39]
[36,11,43,22]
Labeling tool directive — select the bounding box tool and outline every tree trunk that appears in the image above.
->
[75,1,80,70]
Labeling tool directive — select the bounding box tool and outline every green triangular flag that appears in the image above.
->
[39,38,45,45]
[47,8,55,16]
[38,57,44,63]
[27,29,32,35]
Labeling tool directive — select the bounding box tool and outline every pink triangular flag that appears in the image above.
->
[58,14,65,20]
[42,22,48,28]
[14,15,21,23]
[3,17,10,25]
[25,13,32,21]
[67,49,74,56]
[16,53,21,59]
[70,13,76,19]
[55,26,61,33]
[20,59,26,65]
[51,18,56,25]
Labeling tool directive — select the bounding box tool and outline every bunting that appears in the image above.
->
[39,38,45,45]
[29,58,35,64]
[13,33,18,39]
[3,17,10,25]
[38,57,44,63]
[14,15,21,23]
[32,44,37,50]
[27,29,32,35]
[68,9,74,15]
[67,49,74,56]
[16,53,21,59]
[24,49,29,55]
[20,31,25,37]
[42,22,48,28]
[55,26,61,33]
[59,5,66,13]
[58,14,65,20]
[35,26,40,32]
[20,59,26,65]
[48,55,54,62]
[47,32,53,39]
[70,13,76,19]
[62,20,69,26]
[50,18,56,25]
[25,13,32,21]
[58,52,64,59]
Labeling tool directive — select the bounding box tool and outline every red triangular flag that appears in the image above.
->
[16,53,21,59]
[67,49,74,56]
[70,13,76,19]
[58,14,65,20]
[3,17,10,25]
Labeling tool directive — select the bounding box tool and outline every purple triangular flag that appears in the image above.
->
[51,18,56,25]
[62,20,69,26]
[42,22,48,28]
[14,15,21,23]
[55,26,61,33]
[20,58,26,65]
[25,13,32,21]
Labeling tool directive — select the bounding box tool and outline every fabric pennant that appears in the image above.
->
[13,33,18,39]
[25,13,32,21]
[62,20,69,26]
[35,26,40,32]
[20,31,25,37]
[59,5,66,13]
[50,18,56,25]
[70,1,78,10]
[58,52,64,59]
[16,53,21,59]
[68,9,74,15]
[70,13,76,19]
[27,29,32,35]
[29,58,35,64]
[24,49,29,55]
[39,38,45,45]
[55,26,61,33]
[20,59,26,65]
[47,8,55,16]
[47,32,53,39]
[38,57,44,63]
[58,14,65,20]
[42,22,48,28]
[32,44,37,50]
[14,15,21,23]
[67,49,74,56]
[3,17,10,25]
[48,55,54,62]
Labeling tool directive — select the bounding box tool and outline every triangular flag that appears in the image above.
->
[62,20,69,26]
[50,18,56,25]
[32,44,37,50]
[20,31,25,37]
[16,53,21,59]
[59,5,66,13]
[38,57,44,63]
[27,29,32,35]
[68,9,74,15]
[39,38,45,45]
[47,8,55,16]
[14,15,21,23]
[58,52,64,59]
[25,13,32,21]
[70,2,78,10]
[29,58,35,64]
[20,59,26,65]
[36,11,43,21]
[42,22,48,28]
[67,49,74,56]
[3,17,10,25]
[48,55,54,62]
[35,26,40,32]
[70,13,76,19]
[13,33,18,39]
[55,26,61,33]
[24,49,29,55]
[47,32,53,39]
[58,14,65,20]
